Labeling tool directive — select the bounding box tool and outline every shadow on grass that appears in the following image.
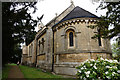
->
[19,65,63,79]
[2,64,10,79]
[2,63,17,79]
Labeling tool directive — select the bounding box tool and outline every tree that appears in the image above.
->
[112,42,120,61]
[88,2,120,40]
[10,43,22,64]
[2,2,41,65]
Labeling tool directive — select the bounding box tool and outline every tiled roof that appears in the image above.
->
[61,6,99,22]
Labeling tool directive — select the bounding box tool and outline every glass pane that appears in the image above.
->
[98,29,102,46]
[69,32,74,46]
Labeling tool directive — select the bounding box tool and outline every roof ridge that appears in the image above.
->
[60,6,99,22]
[56,4,75,19]
[52,6,99,28]
[75,6,98,18]
[46,4,75,26]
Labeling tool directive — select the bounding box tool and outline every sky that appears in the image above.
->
[31,0,106,26]
[29,0,115,44]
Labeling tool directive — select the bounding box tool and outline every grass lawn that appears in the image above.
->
[2,64,10,79]
[19,65,62,79]
[8,63,17,66]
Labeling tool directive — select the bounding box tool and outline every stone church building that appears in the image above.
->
[21,3,112,75]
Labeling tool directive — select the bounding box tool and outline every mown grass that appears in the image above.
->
[8,63,17,66]
[2,64,10,79]
[19,65,62,79]
[0,68,2,80]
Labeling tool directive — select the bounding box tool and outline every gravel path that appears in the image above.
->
[7,65,26,80]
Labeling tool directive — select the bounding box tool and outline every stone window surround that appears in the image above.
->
[37,38,45,55]
[29,44,33,57]
[31,44,33,56]
[64,26,78,50]
[67,29,75,48]
[29,46,31,56]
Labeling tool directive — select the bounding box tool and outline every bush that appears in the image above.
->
[76,58,120,80]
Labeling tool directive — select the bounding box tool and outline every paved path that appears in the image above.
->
[7,65,26,80]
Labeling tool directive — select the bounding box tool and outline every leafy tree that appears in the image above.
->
[10,43,22,64]
[88,2,120,40]
[112,42,120,61]
[2,2,41,65]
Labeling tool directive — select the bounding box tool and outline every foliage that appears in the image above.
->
[9,43,22,64]
[19,65,62,79]
[2,2,38,45]
[88,2,120,40]
[2,2,41,65]
[112,42,120,61]
[76,58,120,80]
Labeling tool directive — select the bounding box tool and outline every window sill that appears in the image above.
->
[68,46,75,49]
[37,53,45,56]
[29,56,32,57]
[27,56,32,58]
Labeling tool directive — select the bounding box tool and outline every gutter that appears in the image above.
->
[52,15,57,72]
[52,29,54,72]
[35,39,38,67]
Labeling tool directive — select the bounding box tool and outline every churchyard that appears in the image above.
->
[2,57,120,80]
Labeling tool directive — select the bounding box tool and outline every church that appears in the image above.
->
[21,2,112,75]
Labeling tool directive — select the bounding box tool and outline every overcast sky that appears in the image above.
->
[31,0,106,25]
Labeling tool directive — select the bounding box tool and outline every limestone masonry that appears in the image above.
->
[21,3,112,75]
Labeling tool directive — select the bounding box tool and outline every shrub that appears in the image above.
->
[76,58,120,80]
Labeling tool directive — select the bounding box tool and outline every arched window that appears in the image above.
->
[41,38,45,53]
[29,46,31,56]
[66,29,75,48]
[39,41,40,54]
[98,29,102,46]
[69,32,74,46]
[39,41,40,47]
[31,44,33,56]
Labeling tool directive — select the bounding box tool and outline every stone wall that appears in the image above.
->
[37,55,45,60]
[54,52,112,75]
[53,18,112,75]
[21,45,28,65]
[26,40,36,66]
[56,53,111,63]
[21,54,28,65]
[54,18,112,54]
[36,27,53,71]
[59,53,89,62]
